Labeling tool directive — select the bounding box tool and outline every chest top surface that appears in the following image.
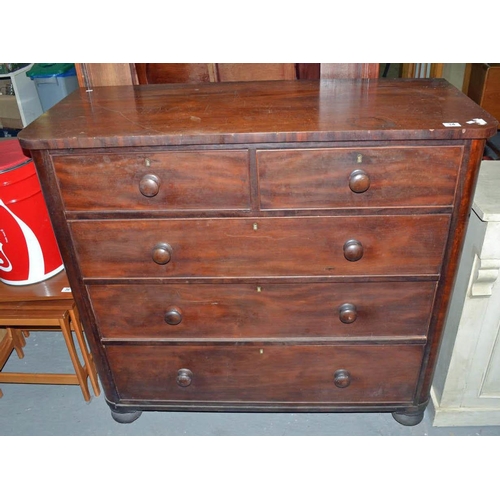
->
[18,78,498,150]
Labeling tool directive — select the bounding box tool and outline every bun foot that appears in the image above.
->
[111,409,142,424]
[392,407,426,426]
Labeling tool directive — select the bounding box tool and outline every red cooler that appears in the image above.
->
[0,139,64,285]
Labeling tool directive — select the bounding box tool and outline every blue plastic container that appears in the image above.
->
[27,64,78,112]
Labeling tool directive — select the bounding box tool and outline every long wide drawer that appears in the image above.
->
[70,215,450,278]
[89,281,436,340]
[106,344,424,403]
[257,146,463,209]
[52,150,251,211]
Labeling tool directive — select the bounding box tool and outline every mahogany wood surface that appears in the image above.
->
[19,79,497,151]
[52,150,251,212]
[296,64,320,80]
[89,281,436,341]
[17,78,498,424]
[106,344,424,403]
[135,63,297,85]
[69,215,450,278]
[118,63,359,85]
[257,146,462,209]
[135,63,216,84]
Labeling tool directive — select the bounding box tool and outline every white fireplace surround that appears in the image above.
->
[431,160,500,426]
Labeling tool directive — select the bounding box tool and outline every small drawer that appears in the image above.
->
[106,344,424,403]
[257,146,463,210]
[52,150,250,211]
[70,215,450,278]
[89,281,436,340]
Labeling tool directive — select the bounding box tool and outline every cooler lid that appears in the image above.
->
[0,139,32,173]
[26,63,75,78]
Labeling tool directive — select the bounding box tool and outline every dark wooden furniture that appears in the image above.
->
[75,63,379,87]
[18,78,497,425]
[467,63,500,126]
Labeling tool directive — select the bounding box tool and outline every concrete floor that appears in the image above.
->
[1,330,499,436]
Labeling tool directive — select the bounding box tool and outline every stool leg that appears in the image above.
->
[59,314,91,402]
[7,328,25,359]
[69,305,100,397]
[14,328,27,347]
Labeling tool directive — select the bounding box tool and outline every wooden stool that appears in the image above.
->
[0,273,100,402]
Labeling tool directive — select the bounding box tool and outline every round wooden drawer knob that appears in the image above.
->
[349,169,370,193]
[176,368,193,387]
[152,243,172,265]
[139,174,161,197]
[333,369,351,388]
[339,303,357,324]
[343,239,363,261]
[165,306,183,325]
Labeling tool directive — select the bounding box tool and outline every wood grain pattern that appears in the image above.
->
[89,281,436,340]
[18,79,497,151]
[107,344,424,403]
[258,146,462,209]
[69,215,450,278]
[135,63,217,84]
[134,63,296,84]
[52,150,250,211]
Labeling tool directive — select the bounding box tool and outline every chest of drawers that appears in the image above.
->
[18,79,498,426]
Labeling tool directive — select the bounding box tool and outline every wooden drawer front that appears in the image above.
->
[257,147,462,209]
[52,151,250,211]
[71,215,450,278]
[107,344,424,403]
[89,282,436,340]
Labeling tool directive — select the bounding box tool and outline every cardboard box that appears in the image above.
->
[0,95,22,129]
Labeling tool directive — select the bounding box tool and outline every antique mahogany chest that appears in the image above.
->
[18,79,498,425]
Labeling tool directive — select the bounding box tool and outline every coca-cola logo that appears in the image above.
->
[0,197,44,280]
[0,241,12,272]
[0,185,63,285]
